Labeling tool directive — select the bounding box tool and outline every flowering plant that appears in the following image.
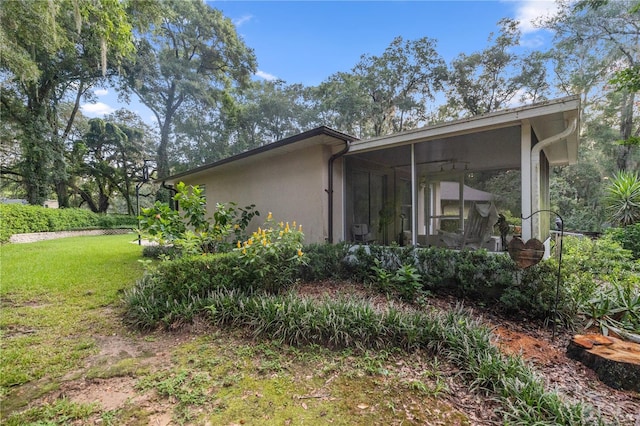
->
[233,212,306,293]
[138,182,259,256]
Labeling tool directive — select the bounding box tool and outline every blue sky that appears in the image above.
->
[81,0,561,124]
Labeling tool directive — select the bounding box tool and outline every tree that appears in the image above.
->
[314,36,446,137]
[0,0,136,206]
[542,0,640,172]
[71,115,149,214]
[231,80,308,147]
[120,0,256,181]
[444,19,550,118]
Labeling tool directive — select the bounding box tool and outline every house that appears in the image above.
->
[164,95,580,256]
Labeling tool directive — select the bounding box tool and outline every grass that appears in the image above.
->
[0,234,145,399]
[139,332,468,425]
[0,235,611,424]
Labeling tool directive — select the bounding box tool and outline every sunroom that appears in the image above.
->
[343,95,580,255]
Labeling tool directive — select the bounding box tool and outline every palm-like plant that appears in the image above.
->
[605,171,640,226]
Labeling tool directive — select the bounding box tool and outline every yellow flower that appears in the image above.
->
[234,224,240,230]
[279,231,284,237]
[262,238,267,246]
[297,249,303,257]
[267,212,273,220]
[298,225,303,232]
[237,241,241,248]
[293,221,296,229]
[248,238,253,246]
[242,248,247,255]
[279,221,284,228]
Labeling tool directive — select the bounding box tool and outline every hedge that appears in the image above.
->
[0,204,137,243]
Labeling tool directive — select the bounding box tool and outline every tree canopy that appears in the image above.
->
[1,0,638,229]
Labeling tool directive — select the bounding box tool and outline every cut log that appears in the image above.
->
[567,334,640,392]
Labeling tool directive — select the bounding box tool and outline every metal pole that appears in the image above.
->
[520,209,564,341]
[136,183,141,245]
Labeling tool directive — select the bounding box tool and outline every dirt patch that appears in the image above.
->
[7,282,640,425]
[294,281,640,423]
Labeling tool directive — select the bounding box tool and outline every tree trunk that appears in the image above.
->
[22,112,52,206]
[567,334,640,392]
[616,91,636,172]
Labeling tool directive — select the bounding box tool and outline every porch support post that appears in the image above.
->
[521,120,532,241]
[411,143,418,245]
[459,174,465,232]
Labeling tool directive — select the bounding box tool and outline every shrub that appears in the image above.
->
[607,223,640,260]
[299,242,351,281]
[123,252,241,329]
[141,244,181,260]
[604,170,640,227]
[137,182,259,255]
[0,204,135,243]
[232,215,306,293]
[125,214,308,328]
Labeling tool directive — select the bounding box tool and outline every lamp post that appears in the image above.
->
[136,159,152,246]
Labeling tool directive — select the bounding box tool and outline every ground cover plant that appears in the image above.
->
[4,211,639,424]
[125,208,639,424]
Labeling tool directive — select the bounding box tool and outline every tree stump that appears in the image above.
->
[566,334,640,392]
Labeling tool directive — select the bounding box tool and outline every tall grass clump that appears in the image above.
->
[200,289,599,425]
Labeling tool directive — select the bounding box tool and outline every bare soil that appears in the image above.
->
[11,281,640,425]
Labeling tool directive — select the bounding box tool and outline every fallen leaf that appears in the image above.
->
[357,403,369,410]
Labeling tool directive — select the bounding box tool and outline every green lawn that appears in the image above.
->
[0,234,145,395]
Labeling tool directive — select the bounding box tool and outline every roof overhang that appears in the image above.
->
[347,96,581,173]
[164,126,358,184]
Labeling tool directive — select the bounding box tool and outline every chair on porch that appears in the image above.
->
[438,202,498,250]
[352,223,374,244]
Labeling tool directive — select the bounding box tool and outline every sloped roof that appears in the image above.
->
[164,126,357,183]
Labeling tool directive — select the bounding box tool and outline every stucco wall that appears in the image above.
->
[180,144,345,244]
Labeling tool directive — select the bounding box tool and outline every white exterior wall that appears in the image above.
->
[180,144,344,244]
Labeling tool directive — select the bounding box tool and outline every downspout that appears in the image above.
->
[529,117,577,240]
[327,141,351,243]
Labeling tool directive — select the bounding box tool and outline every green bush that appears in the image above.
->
[607,223,640,260]
[232,216,306,293]
[604,170,640,227]
[138,182,259,255]
[123,252,241,329]
[141,244,181,259]
[0,204,136,243]
[299,242,352,281]
[337,245,563,321]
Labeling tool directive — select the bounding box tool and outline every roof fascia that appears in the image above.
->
[348,96,580,155]
[163,126,357,183]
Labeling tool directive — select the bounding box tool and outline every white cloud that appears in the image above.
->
[520,34,545,48]
[233,15,253,27]
[255,69,278,81]
[81,102,115,117]
[512,0,560,34]
[94,88,109,96]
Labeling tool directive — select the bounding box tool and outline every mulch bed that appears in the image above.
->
[294,280,640,425]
